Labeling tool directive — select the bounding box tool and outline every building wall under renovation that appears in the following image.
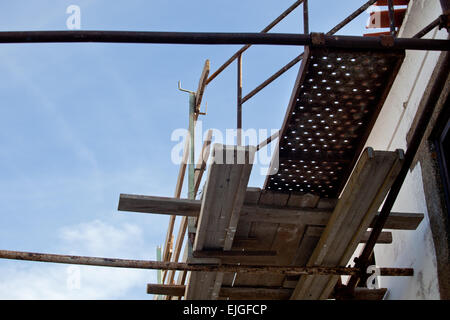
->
[364,0,447,299]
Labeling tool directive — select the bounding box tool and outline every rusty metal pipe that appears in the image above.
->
[387,0,397,36]
[0,249,414,276]
[237,54,243,146]
[206,0,305,84]
[413,15,447,39]
[241,0,381,104]
[303,0,309,34]
[1,31,447,50]
[242,53,304,104]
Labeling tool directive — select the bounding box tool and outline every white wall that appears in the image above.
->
[364,0,447,299]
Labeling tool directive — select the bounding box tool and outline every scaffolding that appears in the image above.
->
[0,0,449,300]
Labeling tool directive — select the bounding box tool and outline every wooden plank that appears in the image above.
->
[194,145,256,250]
[174,245,189,300]
[147,284,387,300]
[244,188,262,205]
[194,129,213,194]
[318,151,404,300]
[299,229,393,244]
[166,132,214,296]
[240,205,332,225]
[119,194,423,230]
[361,231,392,244]
[224,155,255,251]
[147,284,185,296]
[221,287,386,300]
[269,192,301,284]
[234,190,288,288]
[118,194,199,217]
[210,146,256,300]
[259,190,290,206]
[220,286,292,300]
[282,277,299,289]
[193,250,277,258]
[193,161,231,250]
[292,226,323,267]
[334,288,387,300]
[272,192,319,274]
[287,193,319,208]
[241,206,423,230]
[236,188,262,238]
[316,198,338,210]
[372,212,423,230]
[271,224,305,266]
[195,60,210,111]
[186,144,256,300]
[291,148,403,300]
[162,137,190,268]
[290,223,394,268]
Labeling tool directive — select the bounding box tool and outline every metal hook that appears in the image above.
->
[178,81,195,95]
[198,101,208,116]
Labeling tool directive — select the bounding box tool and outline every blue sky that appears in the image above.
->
[0,0,370,299]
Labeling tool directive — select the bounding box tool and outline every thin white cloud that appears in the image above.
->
[0,219,156,299]
[59,219,146,258]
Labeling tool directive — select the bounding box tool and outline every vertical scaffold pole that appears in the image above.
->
[188,93,196,200]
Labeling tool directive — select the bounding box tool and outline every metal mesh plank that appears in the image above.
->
[265,46,404,197]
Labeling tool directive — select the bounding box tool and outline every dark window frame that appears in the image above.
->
[431,95,450,221]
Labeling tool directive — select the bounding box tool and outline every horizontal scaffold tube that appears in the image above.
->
[0,31,448,51]
[0,249,413,276]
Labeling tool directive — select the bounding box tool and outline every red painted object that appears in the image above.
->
[363,31,391,37]
[373,0,410,6]
[367,8,407,29]
[364,0,410,37]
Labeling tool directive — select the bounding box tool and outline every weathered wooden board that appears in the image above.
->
[147,284,186,296]
[220,287,293,300]
[185,144,256,300]
[118,194,199,216]
[291,148,404,300]
[118,194,423,230]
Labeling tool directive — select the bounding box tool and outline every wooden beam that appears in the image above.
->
[361,231,392,244]
[194,130,213,196]
[334,288,387,300]
[193,145,256,251]
[186,144,256,300]
[146,284,387,300]
[118,194,199,217]
[372,212,423,230]
[301,227,392,245]
[166,130,214,291]
[147,284,292,300]
[220,286,292,300]
[118,193,423,231]
[291,148,404,300]
[147,284,388,300]
[193,250,277,258]
[240,204,423,230]
[161,137,190,278]
[147,284,186,296]
[195,60,210,111]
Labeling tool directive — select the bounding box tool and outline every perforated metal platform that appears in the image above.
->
[265,46,405,197]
